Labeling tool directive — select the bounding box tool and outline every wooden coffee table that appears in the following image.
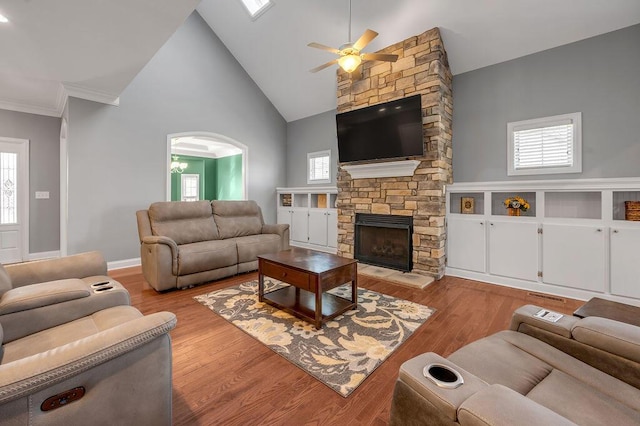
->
[258,248,358,328]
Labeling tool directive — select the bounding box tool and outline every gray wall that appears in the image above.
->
[0,109,60,253]
[66,12,286,261]
[452,24,640,182]
[286,109,338,187]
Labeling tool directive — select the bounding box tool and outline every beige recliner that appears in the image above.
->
[0,252,177,425]
[390,304,640,425]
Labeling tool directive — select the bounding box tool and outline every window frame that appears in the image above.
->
[239,0,274,20]
[181,173,200,202]
[307,150,332,185]
[507,112,582,176]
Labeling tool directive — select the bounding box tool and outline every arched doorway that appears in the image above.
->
[166,132,248,202]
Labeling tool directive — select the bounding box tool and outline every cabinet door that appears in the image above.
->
[308,210,328,246]
[611,227,640,298]
[542,224,606,292]
[489,221,539,281]
[290,210,309,243]
[447,217,486,273]
[326,210,338,248]
[276,209,291,226]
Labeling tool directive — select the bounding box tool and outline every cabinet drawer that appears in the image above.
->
[260,261,310,291]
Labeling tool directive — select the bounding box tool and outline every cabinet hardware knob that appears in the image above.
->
[480,222,484,225]
[596,229,602,232]
[490,223,494,226]
[613,229,619,233]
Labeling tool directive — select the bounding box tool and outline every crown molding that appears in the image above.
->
[0,98,62,118]
[62,82,120,106]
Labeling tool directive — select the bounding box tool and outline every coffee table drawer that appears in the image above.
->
[261,261,310,290]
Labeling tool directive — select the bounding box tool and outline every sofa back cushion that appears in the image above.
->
[212,200,264,239]
[148,201,219,245]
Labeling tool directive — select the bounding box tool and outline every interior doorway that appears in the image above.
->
[166,132,248,202]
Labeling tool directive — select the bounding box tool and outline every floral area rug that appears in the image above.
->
[193,279,434,397]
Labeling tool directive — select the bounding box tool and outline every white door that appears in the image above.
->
[308,210,328,246]
[610,227,640,298]
[290,210,309,243]
[326,210,338,248]
[542,223,606,292]
[489,220,539,281]
[447,217,486,273]
[0,138,29,264]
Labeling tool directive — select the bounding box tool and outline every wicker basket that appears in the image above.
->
[625,201,640,221]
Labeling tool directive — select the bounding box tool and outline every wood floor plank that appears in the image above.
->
[109,267,583,425]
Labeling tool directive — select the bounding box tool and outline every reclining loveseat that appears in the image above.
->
[390,304,640,425]
[0,252,176,425]
[137,200,289,291]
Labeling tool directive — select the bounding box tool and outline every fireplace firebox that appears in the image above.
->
[354,213,413,272]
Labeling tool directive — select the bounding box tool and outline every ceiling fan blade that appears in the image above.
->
[307,42,341,55]
[310,59,339,73]
[352,29,378,51]
[362,53,399,63]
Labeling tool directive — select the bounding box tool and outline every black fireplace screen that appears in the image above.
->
[354,213,413,272]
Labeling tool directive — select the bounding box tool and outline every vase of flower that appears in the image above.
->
[504,196,529,216]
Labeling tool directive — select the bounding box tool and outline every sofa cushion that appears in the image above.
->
[233,234,281,263]
[177,240,238,275]
[149,201,219,245]
[212,200,263,239]
[0,264,12,296]
[527,369,640,426]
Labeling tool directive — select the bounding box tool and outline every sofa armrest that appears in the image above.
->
[0,279,89,315]
[262,223,290,250]
[458,384,577,426]
[141,235,178,255]
[6,251,107,289]
[571,317,640,364]
[510,305,579,338]
[396,353,489,422]
[0,311,177,404]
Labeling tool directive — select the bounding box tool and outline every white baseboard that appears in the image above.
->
[107,257,141,270]
[26,250,61,261]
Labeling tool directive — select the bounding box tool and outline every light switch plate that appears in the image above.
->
[35,191,50,199]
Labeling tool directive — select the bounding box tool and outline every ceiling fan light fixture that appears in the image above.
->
[338,54,362,73]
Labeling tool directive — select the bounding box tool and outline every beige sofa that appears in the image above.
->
[0,252,176,425]
[390,304,640,425]
[137,200,289,291]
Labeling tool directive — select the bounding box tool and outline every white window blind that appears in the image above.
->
[508,112,581,176]
[307,150,331,184]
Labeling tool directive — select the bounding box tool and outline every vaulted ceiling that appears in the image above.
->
[1,0,639,121]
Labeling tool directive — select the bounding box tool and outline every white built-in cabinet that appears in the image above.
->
[276,187,338,253]
[446,178,640,306]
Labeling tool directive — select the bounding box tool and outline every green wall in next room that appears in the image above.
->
[170,154,242,201]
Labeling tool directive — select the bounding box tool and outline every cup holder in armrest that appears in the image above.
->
[91,281,111,288]
[423,363,464,389]
[93,286,114,293]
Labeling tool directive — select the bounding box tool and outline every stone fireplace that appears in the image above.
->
[336,28,453,279]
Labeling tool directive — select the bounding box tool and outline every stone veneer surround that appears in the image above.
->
[336,27,453,279]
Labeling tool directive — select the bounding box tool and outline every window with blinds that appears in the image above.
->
[507,112,582,176]
[307,150,331,184]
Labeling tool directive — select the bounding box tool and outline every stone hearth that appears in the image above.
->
[336,27,453,279]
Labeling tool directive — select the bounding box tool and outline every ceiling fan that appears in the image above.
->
[307,0,398,76]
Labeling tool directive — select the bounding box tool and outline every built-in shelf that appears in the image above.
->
[613,191,640,221]
[545,191,601,219]
[491,192,536,217]
[449,192,484,215]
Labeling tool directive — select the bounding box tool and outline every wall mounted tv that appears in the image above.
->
[336,94,424,163]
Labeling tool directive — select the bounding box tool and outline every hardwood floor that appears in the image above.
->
[109,267,583,425]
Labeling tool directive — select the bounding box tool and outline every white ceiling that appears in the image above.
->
[0,0,199,117]
[197,0,640,122]
[0,1,639,121]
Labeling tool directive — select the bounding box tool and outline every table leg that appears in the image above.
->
[352,266,358,307]
[315,282,322,329]
[258,273,264,302]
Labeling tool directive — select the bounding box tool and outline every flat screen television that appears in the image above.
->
[336,94,424,163]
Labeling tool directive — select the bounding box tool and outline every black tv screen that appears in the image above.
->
[336,95,424,163]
